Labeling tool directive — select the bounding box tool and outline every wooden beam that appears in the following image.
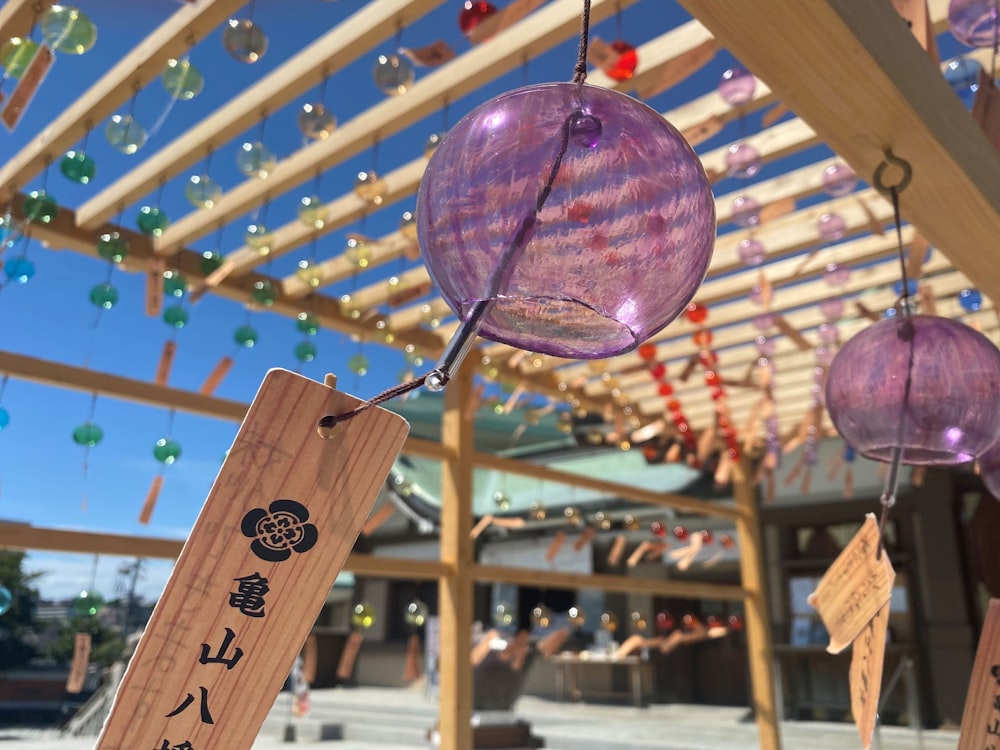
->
[0,0,246,200]
[73,0,447,230]
[678,0,1000,310]
[437,362,475,750]
[0,0,53,46]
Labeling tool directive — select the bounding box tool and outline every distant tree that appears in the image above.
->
[45,615,124,668]
[0,550,42,669]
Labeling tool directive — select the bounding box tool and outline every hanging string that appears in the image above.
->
[573,0,592,86]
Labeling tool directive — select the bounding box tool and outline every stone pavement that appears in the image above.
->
[0,685,959,749]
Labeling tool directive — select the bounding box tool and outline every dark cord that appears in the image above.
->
[573,0,592,85]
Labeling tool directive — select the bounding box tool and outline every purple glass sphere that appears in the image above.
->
[820,296,845,322]
[826,315,1000,464]
[415,83,716,359]
[824,262,851,287]
[737,237,766,267]
[822,163,858,197]
[752,313,774,331]
[717,67,756,106]
[818,212,847,242]
[949,0,1000,47]
[755,335,775,357]
[730,195,760,228]
[726,142,761,179]
[979,439,1000,497]
[818,322,839,344]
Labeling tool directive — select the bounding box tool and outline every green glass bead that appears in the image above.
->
[97,231,128,263]
[163,270,187,299]
[245,223,273,256]
[294,340,317,362]
[296,311,319,335]
[60,149,96,184]
[184,173,221,209]
[236,141,276,179]
[351,602,376,630]
[0,38,38,79]
[200,250,223,275]
[251,280,276,307]
[295,259,323,288]
[105,114,147,154]
[348,354,369,376]
[137,206,169,237]
[41,5,97,55]
[89,282,118,310]
[154,437,182,465]
[234,324,259,348]
[162,58,203,100]
[163,304,189,328]
[405,350,425,367]
[345,237,372,268]
[72,421,103,447]
[22,190,59,224]
[297,195,327,229]
[72,590,104,617]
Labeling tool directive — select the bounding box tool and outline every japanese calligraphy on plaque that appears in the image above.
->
[95,369,409,750]
[957,599,1000,750]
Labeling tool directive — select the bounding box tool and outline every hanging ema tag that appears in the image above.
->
[95,369,408,750]
[850,600,890,750]
[957,599,1000,750]
[807,513,895,654]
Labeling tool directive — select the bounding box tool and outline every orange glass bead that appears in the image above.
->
[692,329,713,346]
[673,525,688,541]
[658,382,674,396]
[666,399,681,412]
[704,370,719,385]
[719,533,735,549]
[637,342,657,360]
[685,302,708,324]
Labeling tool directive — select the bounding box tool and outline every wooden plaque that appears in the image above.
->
[95,369,408,750]
[66,633,92,694]
[1,44,53,132]
[958,599,1000,750]
[850,600,890,750]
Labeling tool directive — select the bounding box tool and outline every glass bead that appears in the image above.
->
[529,501,547,521]
[719,533,735,549]
[237,141,277,180]
[650,520,666,537]
[105,114,147,154]
[296,311,319,335]
[298,102,336,139]
[730,195,760,228]
[0,37,38,79]
[0,407,9,431]
[163,270,186,298]
[223,18,268,63]
[184,174,222,209]
[685,302,708,324]
[827,314,1000,463]
[753,313,774,330]
[818,212,847,242]
[892,279,919,297]
[655,611,675,631]
[599,612,618,633]
[162,58,203,100]
[251,279,276,307]
[404,599,430,628]
[137,206,169,236]
[245,223,273,255]
[737,237,766,267]
[373,53,414,96]
[948,0,1000,47]
[348,353,369,376]
[959,288,983,312]
[89,282,118,309]
[340,295,362,320]
[354,170,387,204]
[819,297,844,322]
[42,5,97,55]
[493,602,514,628]
[823,262,850,287]
[23,190,59,224]
[673,525,689,541]
[650,362,666,379]
[293,340,317,362]
[493,490,510,511]
[755,335,774,357]
[818,322,839,344]
[637,342,657,360]
[154,437,182,464]
[630,611,648,631]
[726,142,761,179]
[297,195,328,229]
[163,304,189,328]
[416,82,714,358]
[0,212,20,248]
[424,132,443,157]
[345,236,372,267]
[352,602,376,629]
[459,1,497,34]
[72,421,103,447]
[569,111,602,148]
[200,250,223,275]
[945,58,982,105]
[605,40,638,81]
[72,590,104,617]
[815,345,834,367]
[531,604,553,628]
[822,163,858,197]
[4,257,34,284]
[567,606,585,628]
[749,284,764,305]
[234,324,259,347]
[295,259,324,288]
[718,66,756,106]
[658,382,673,396]
[400,210,418,241]
[60,149,96,184]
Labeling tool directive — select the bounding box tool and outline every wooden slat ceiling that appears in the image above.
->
[4,0,996,459]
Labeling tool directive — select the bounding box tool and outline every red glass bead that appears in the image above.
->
[727,447,740,460]
[710,387,724,401]
[657,382,674,396]
[605,40,638,81]
[643,444,658,461]
[717,415,730,428]
[699,349,718,364]
[458,1,497,34]
[720,427,734,439]
[677,422,690,433]
[692,329,713,346]
[704,370,719,385]
[649,362,666,379]
[655,611,675,631]
[727,614,744,631]
[650,520,666,538]
[685,302,708,324]
[673,525,688,541]
[719,533,734,549]
[682,613,700,630]
[699,530,713,544]
[637,342,657,360]
[706,615,721,629]
[666,399,681,412]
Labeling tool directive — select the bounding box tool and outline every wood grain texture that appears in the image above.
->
[957,599,1000,750]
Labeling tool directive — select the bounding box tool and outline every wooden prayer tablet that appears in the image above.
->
[66,633,92,694]
[807,513,895,654]
[850,600,890,750]
[95,369,409,750]
[957,598,1000,750]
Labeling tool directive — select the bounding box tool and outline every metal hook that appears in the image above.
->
[873,148,913,196]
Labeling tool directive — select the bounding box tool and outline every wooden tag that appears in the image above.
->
[627,540,651,568]
[200,356,234,396]
[682,115,724,147]
[1,44,54,132]
[402,633,422,682]
[607,534,627,567]
[958,599,1000,750]
[466,0,546,44]
[361,502,396,536]
[387,279,432,309]
[400,40,455,67]
[95,369,408,750]
[146,257,165,317]
[634,39,716,99]
[336,630,364,681]
[138,474,164,525]
[758,197,796,224]
[972,69,1000,153]
[155,340,177,387]
[545,531,566,563]
[807,514,895,654]
[586,37,617,71]
[761,102,790,128]
[572,526,595,552]
[66,633,92,694]
[906,231,930,280]
[850,600,890,750]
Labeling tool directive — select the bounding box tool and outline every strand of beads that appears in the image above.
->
[637,341,698,461]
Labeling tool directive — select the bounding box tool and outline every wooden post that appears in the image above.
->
[437,362,475,750]
[733,459,781,750]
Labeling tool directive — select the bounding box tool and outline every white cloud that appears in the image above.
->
[24,552,174,603]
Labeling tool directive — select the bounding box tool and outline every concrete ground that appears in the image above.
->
[0,685,958,749]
